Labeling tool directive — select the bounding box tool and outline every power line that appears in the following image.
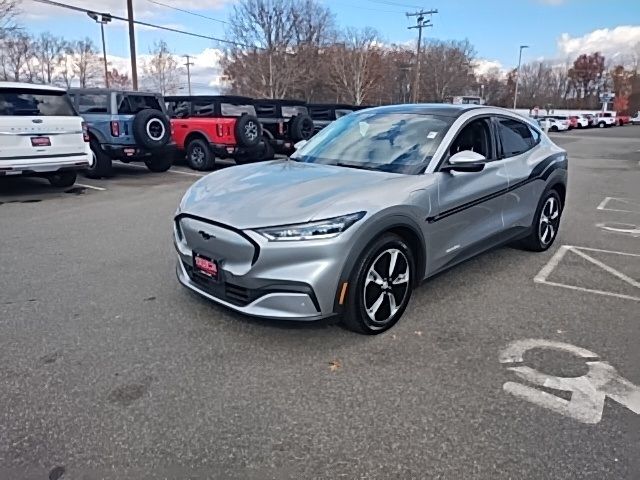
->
[368,0,422,8]
[30,0,257,49]
[145,0,230,26]
[407,9,438,103]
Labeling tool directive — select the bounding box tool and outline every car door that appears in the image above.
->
[428,115,509,273]
[494,116,542,230]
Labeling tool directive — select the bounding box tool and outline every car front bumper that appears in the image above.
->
[173,214,355,320]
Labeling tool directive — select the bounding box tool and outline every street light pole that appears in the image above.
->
[513,44,529,109]
[87,12,112,89]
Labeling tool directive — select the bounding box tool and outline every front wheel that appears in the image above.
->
[85,139,113,178]
[519,190,563,252]
[47,170,77,188]
[342,233,414,334]
[598,122,606,128]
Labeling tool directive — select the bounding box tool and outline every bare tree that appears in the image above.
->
[72,38,102,87]
[141,40,182,95]
[420,39,476,102]
[33,32,64,84]
[0,0,19,40]
[328,27,383,105]
[1,31,33,81]
[57,41,76,88]
[222,0,334,98]
[107,68,132,90]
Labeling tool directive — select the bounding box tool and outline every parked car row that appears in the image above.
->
[533,111,632,131]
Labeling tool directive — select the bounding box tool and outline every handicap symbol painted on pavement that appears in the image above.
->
[499,339,640,424]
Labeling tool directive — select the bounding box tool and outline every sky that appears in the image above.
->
[19,0,640,93]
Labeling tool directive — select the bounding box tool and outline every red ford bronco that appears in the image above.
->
[165,95,264,170]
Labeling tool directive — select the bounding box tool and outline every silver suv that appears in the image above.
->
[174,105,568,334]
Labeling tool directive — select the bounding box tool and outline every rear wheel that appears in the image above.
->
[342,233,414,335]
[519,190,563,252]
[47,170,77,188]
[598,122,606,128]
[85,139,113,178]
[144,155,173,172]
[186,138,216,171]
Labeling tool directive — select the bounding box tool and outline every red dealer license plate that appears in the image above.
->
[31,136,51,147]
[194,253,218,280]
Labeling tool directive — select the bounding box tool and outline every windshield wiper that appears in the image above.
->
[336,162,379,172]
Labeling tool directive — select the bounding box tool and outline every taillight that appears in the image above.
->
[81,121,89,142]
[110,121,120,137]
[278,121,284,135]
[216,124,223,137]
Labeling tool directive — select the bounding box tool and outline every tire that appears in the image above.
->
[234,115,262,148]
[132,109,171,150]
[144,155,173,172]
[519,190,563,252]
[85,139,113,179]
[235,139,275,165]
[598,122,605,128]
[47,170,77,188]
[289,114,314,141]
[550,125,558,132]
[342,233,415,335]
[186,138,216,171]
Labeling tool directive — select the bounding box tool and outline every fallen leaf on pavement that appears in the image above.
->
[328,360,341,372]
[414,331,423,336]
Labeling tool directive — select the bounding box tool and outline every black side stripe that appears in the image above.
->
[427,153,567,223]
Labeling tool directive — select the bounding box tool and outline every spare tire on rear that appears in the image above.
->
[132,109,171,150]
[235,114,262,148]
[290,114,314,141]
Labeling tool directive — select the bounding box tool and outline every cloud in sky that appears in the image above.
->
[557,26,640,61]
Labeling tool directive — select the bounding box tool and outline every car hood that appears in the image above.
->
[179,160,422,229]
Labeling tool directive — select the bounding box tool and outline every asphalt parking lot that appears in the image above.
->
[1,127,639,479]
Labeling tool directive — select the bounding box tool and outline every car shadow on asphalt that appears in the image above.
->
[0,176,94,203]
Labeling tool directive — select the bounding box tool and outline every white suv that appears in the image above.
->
[593,112,617,128]
[0,82,92,187]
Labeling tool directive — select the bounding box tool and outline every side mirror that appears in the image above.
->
[294,140,307,150]
[442,150,486,173]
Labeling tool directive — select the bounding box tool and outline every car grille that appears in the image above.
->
[225,283,250,305]
[183,261,252,307]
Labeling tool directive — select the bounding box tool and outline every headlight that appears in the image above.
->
[255,212,365,241]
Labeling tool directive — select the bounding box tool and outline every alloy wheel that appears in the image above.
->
[191,145,205,166]
[363,248,410,329]
[539,196,560,246]
[245,121,258,141]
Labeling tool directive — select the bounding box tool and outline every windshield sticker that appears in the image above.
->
[427,131,438,139]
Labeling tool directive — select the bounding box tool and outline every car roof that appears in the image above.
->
[253,99,307,106]
[69,88,158,95]
[307,103,356,110]
[0,81,66,92]
[355,103,484,117]
[164,94,254,104]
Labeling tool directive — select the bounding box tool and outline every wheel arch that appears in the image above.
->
[184,131,211,147]
[333,215,427,315]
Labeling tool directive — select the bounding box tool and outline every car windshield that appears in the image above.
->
[291,112,452,174]
[0,88,76,116]
[221,103,256,117]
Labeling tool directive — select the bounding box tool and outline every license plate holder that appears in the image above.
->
[193,253,219,281]
[31,136,51,147]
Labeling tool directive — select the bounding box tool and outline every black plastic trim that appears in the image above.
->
[175,212,261,265]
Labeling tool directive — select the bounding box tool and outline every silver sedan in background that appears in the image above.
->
[174,104,567,334]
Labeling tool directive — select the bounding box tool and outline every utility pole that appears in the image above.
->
[183,55,194,95]
[87,12,112,89]
[127,0,138,90]
[513,44,529,109]
[406,9,437,103]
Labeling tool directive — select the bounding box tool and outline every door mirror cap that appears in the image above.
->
[449,150,486,165]
[442,150,486,173]
[294,140,307,150]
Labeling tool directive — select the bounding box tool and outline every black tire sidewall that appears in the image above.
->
[186,139,215,171]
[86,139,112,178]
[234,115,262,148]
[526,189,563,251]
[48,170,77,188]
[343,233,415,334]
[132,110,171,149]
[144,155,172,172]
[290,114,314,141]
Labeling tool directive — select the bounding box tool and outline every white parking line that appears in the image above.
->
[75,183,106,191]
[596,196,640,214]
[114,161,205,178]
[534,245,640,302]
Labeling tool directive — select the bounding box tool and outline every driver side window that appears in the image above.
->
[449,118,492,159]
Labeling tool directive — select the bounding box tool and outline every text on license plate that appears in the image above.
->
[194,255,218,278]
[31,136,51,147]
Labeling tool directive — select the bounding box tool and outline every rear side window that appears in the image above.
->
[0,89,76,116]
[193,101,215,117]
[167,100,190,118]
[77,94,109,114]
[221,103,256,117]
[496,118,536,157]
[118,95,162,114]
[282,105,308,118]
